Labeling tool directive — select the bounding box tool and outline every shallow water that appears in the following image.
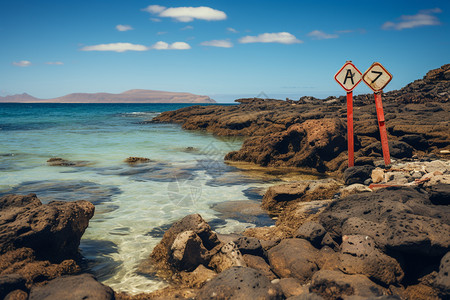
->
[0,103,289,293]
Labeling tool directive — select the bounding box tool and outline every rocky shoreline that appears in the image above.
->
[1,65,449,299]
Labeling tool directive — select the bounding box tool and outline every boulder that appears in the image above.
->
[273,277,306,298]
[170,231,210,271]
[294,222,326,247]
[179,265,217,288]
[309,270,386,299]
[0,194,95,261]
[4,289,28,300]
[197,266,282,300]
[243,254,277,280]
[29,274,114,300]
[338,235,404,286]
[339,184,372,198]
[209,242,246,273]
[149,214,221,276]
[267,239,319,283]
[319,187,450,256]
[434,251,450,297]
[234,236,264,257]
[343,165,375,185]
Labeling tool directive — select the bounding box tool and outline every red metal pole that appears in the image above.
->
[374,92,391,166]
[346,91,354,167]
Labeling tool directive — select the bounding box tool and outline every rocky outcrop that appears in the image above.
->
[0,194,95,261]
[225,118,347,172]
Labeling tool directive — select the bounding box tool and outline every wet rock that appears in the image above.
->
[124,157,151,164]
[209,242,246,273]
[243,254,277,280]
[434,251,450,297]
[0,274,27,299]
[294,222,326,247]
[319,187,450,256]
[428,184,450,205]
[338,235,404,286]
[309,270,386,299]
[267,239,319,283]
[234,236,263,257]
[29,274,114,300]
[197,266,282,300]
[211,200,275,227]
[170,231,210,271]
[149,214,221,277]
[343,165,375,185]
[0,194,95,261]
[46,157,90,167]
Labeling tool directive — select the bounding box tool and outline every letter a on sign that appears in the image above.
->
[334,62,362,92]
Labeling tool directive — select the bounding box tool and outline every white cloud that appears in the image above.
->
[81,43,149,52]
[382,8,442,30]
[150,18,162,22]
[239,32,302,44]
[227,27,238,33]
[181,25,194,30]
[143,6,226,22]
[45,61,64,65]
[142,5,166,14]
[151,41,191,50]
[116,24,133,32]
[201,39,233,48]
[308,30,338,40]
[12,60,32,67]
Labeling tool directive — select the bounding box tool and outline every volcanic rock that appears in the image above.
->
[28,274,114,300]
[434,251,450,297]
[0,194,95,261]
[343,165,375,185]
[197,266,282,300]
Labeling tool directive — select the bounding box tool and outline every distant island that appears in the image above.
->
[0,89,215,103]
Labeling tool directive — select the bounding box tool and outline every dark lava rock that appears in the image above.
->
[4,289,28,300]
[170,230,211,271]
[0,274,27,299]
[46,157,90,167]
[148,214,221,277]
[338,235,404,286]
[294,222,326,247]
[197,266,282,300]
[124,156,151,164]
[428,183,450,205]
[29,274,114,300]
[319,187,450,256]
[234,236,263,257]
[434,251,450,297]
[309,270,385,299]
[225,118,347,173]
[267,239,319,283]
[343,165,375,185]
[363,141,413,159]
[400,134,429,150]
[0,194,95,261]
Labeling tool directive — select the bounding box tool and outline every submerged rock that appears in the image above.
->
[124,157,151,164]
[46,157,91,167]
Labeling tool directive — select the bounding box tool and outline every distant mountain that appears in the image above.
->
[0,89,215,103]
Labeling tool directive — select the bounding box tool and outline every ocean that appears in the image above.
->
[0,103,285,293]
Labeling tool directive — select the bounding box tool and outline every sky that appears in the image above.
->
[0,0,449,102]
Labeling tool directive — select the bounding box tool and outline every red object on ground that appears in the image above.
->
[374,92,391,166]
[346,91,354,167]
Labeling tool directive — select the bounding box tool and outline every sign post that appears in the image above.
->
[362,62,393,166]
[334,61,362,167]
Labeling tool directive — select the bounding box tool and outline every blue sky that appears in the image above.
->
[1,0,449,102]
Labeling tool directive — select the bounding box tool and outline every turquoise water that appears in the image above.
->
[0,103,277,293]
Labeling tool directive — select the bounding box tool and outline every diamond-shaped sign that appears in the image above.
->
[334,62,362,92]
[363,62,393,92]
